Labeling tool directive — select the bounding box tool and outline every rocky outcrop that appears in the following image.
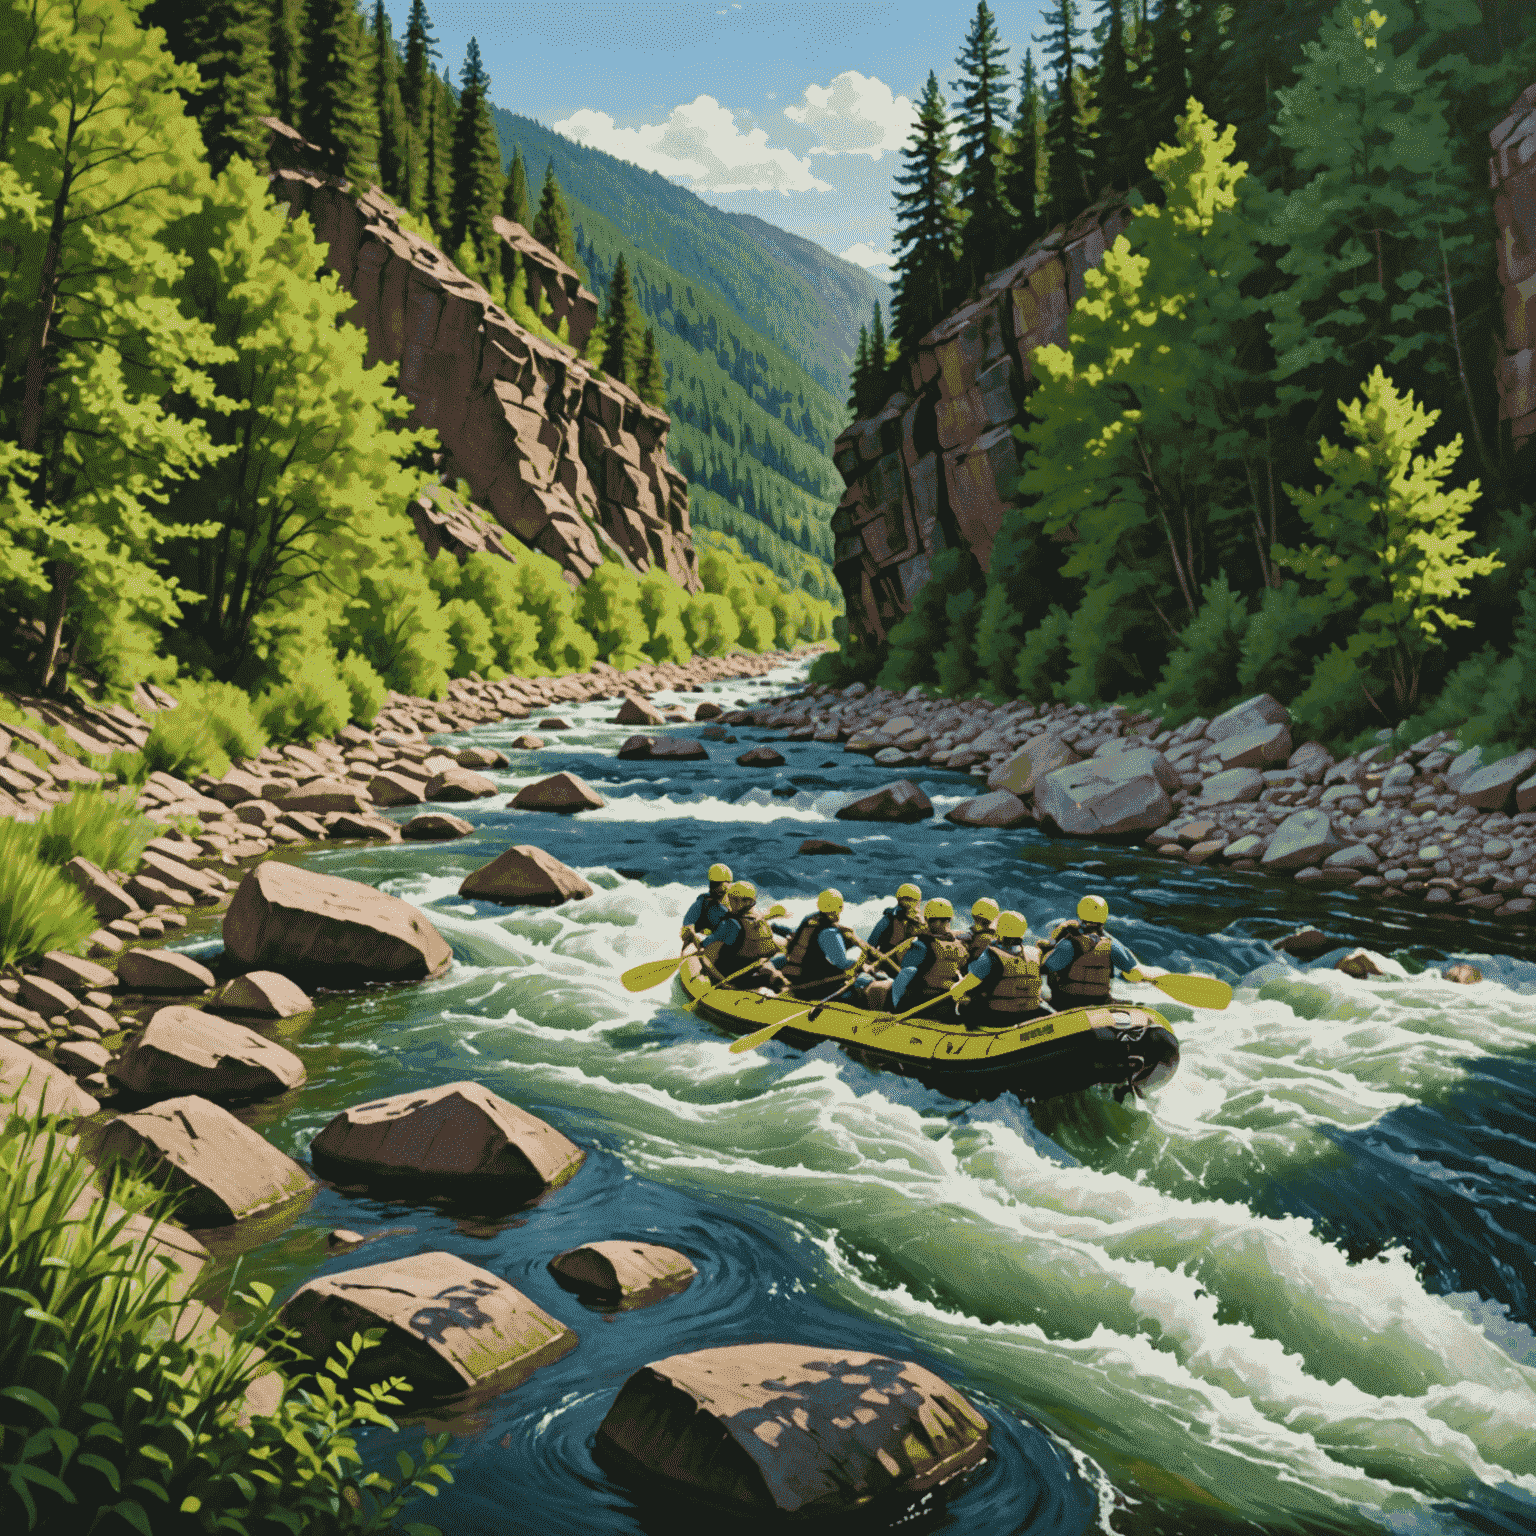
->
[831,194,1134,647]
[1492,83,1536,453]
[408,483,516,564]
[266,161,699,591]
[492,214,599,351]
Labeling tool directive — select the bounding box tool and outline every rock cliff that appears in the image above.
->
[1492,82,1536,454]
[830,194,1132,649]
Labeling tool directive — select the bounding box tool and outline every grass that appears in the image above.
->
[142,681,268,782]
[0,821,99,966]
[26,786,159,873]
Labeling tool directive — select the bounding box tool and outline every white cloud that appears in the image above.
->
[554,97,833,195]
[784,71,916,160]
[839,241,896,273]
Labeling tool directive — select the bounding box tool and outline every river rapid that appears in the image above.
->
[182,661,1536,1536]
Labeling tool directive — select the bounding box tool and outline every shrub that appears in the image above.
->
[142,681,269,780]
[0,822,100,965]
[1012,606,1073,701]
[27,786,158,873]
[682,591,740,656]
[1150,572,1251,724]
[336,651,387,726]
[347,554,453,699]
[442,597,497,678]
[511,551,597,674]
[573,564,649,670]
[450,554,541,677]
[638,568,692,664]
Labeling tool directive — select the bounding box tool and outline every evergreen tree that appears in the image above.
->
[1038,0,1093,229]
[848,324,870,418]
[447,38,501,265]
[890,71,961,355]
[1004,49,1047,256]
[372,2,410,204]
[299,0,377,183]
[533,161,579,269]
[422,70,448,232]
[600,253,641,385]
[952,1,1012,295]
[1093,0,1137,191]
[503,147,531,227]
[1140,0,1189,171]
[869,300,888,378]
[269,0,302,126]
[635,327,667,408]
[401,0,437,126]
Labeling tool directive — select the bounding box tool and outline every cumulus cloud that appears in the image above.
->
[839,241,896,273]
[554,97,833,195]
[784,71,916,159]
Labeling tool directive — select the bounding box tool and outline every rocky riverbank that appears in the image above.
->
[727,680,1536,928]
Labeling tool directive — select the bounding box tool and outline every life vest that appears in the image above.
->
[716,910,779,976]
[973,942,1043,1015]
[904,930,969,1006]
[1045,920,1113,1005]
[781,912,856,988]
[872,905,923,967]
[964,922,996,963]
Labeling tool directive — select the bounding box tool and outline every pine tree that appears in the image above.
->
[600,253,641,385]
[299,0,377,183]
[1038,0,1093,228]
[848,324,870,417]
[447,38,501,265]
[401,0,437,126]
[1004,49,1047,256]
[533,161,579,269]
[372,2,410,204]
[269,0,302,126]
[1140,0,1189,171]
[635,327,667,407]
[422,70,449,232]
[890,71,961,355]
[503,148,531,227]
[952,2,1012,296]
[1093,0,1137,191]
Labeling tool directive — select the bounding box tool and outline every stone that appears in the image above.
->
[1456,749,1536,812]
[223,861,452,984]
[96,1094,315,1225]
[1214,723,1293,770]
[423,766,498,802]
[645,736,708,761]
[366,771,425,807]
[0,1036,99,1118]
[694,701,722,720]
[1035,750,1176,839]
[508,734,545,750]
[327,1229,365,1249]
[834,780,934,824]
[311,1080,584,1197]
[548,1241,696,1309]
[67,1003,118,1036]
[1205,694,1290,742]
[1442,963,1482,984]
[323,812,401,842]
[281,1251,576,1400]
[986,733,1082,796]
[208,971,313,1019]
[798,838,852,855]
[538,718,572,731]
[1274,927,1336,960]
[944,789,1034,828]
[459,845,594,906]
[456,746,507,770]
[62,858,142,923]
[511,772,606,813]
[274,780,373,815]
[1334,949,1384,979]
[1323,842,1380,870]
[206,769,270,806]
[616,695,664,726]
[1444,745,1486,790]
[596,1343,989,1516]
[118,948,216,995]
[736,745,785,768]
[1197,768,1266,806]
[56,1039,112,1078]
[1222,834,1267,861]
[1260,810,1345,872]
[18,973,80,1017]
[112,1006,306,1103]
[401,812,474,841]
[617,734,657,760]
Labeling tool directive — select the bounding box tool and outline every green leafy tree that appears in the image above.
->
[890,71,961,354]
[1004,48,1047,256]
[1275,367,1498,725]
[952,1,1012,295]
[533,159,579,268]
[574,563,649,670]
[1038,0,1093,228]
[299,0,376,183]
[635,326,666,407]
[600,252,641,386]
[371,0,411,205]
[638,566,692,662]
[447,37,501,268]
[268,0,302,126]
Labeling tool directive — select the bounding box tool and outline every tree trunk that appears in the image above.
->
[38,559,75,696]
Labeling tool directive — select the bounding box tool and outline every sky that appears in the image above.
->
[385,1,1054,279]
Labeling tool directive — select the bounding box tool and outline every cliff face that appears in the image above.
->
[268,166,698,591]
[1492,83,1536,454]
[830,195,1132,649]
[492,214,599,353]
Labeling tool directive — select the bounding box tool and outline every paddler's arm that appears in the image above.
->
[1109,936,1143,980]
[967,950,995,983]
[818,927,854,970]
[680,893,710,945]
[1042,943,1075,974]
[700,918,740,981]
[889,940,927,1012]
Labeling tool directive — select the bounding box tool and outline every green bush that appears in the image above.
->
[682,591,740,656]
[511,550,598,674]
[573,564,649,670]
[337,651,387,727]
[0,822,100,966]
[256,652,353,745]
[26,786,158,873]
[441,597,497,678]
[142,681,269,780]
[1012,606,1073,701]
[1149,572,1251,724]
[448,555,541,678]
[638,568,692,663]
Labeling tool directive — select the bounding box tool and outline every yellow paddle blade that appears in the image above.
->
[1151,973,1232,1010]
[765,904,787,919]
[621,955,687,992]
[729,1009,809,1054]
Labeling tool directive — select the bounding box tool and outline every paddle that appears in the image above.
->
[730,972,980,1055]
[1141,973,1231,1010]
[621,905,786,993]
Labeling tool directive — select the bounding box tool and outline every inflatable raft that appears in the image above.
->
[679,958,1179,1104]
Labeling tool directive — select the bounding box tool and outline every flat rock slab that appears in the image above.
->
[0,1035,99,1120]
[38,950,117,993]
[736,745,785,768]
[401,812,474,841]
[1215,722,1292,769]
[1457,748,1536,812]
[275,780,374,815]
[18,972,79,1017]
[119,948,217,995]
[548,1241,695,1309]
[459,844,594,906]
[424,767,498,801]
[944,789,1033,828]
[835,780,934,824]
[511,772,606,814]
[223,861,451,984]
[96,1094,315,1225]
[596,1343,989,1516]
[1198,768,1265,806]
[113,1006,306,1103]
[281,1251,577,1400]
[311,1080,585,1196]
[209,971,313,1018]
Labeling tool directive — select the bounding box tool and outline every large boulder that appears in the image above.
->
[616,695,663,726]
[459,845,594,906]
[112,1006,306,1103]
[400,812,474,841]
[208,971,313,1019]
[1197,768,1266,806]
[0,1035,99,1120]
[118,948,216,995]
[1261,809,1345,871]
[1214,722,1292,769]
[735,745,785,768]
[835,780,934,824]
[596,1343,989,1516]
[223,861,452,984]
[1205,693,1290,742]
[511,772,606,813]
[96,1094,315,1225]
[456,746,507,769]
[281,1252,576,1400]
[310,1080,584,1196]
[944,789,1033,828]
[548,1241,696,1309]
[1455,748,1536,812]
[986,733,1081,796]
[618,735,708,762]
[366,771,425,807]
[274,780,373,815]
[424,766,498,801]
[1035,750,1176,839]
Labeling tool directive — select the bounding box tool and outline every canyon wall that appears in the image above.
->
[1492,83,1536,455]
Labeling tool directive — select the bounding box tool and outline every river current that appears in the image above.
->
[180,661,1536,1536]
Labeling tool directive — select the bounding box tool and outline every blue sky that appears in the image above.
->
[385,1,1054,276]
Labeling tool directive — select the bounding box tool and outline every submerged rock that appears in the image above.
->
[548,1241,696,1309]
[798,838,852,855]
[835,780,934,824]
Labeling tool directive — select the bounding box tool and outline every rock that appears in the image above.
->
[1444,745,1486,791]
[508,733,545,750]
[274,780,373,815]
[944,789,1033,828]
[646,736,707,760]
[1517,773,1536,815]
[118,948,216,995]
[1324,844,1380,870]
[596,1343,989,1516]
[206,768,270,806]
[511,772,606,814]
[423,766,498,801]
[538,718,572,731]
[834,780,934,824]
[456,746,507,769]
[617,734,657,760]
[1456,748,1536,812]
[55,1039,112,1078]
[311,1080,584,1198]
[1274,927,1336,960]
[18,973,80,1017]
[1287,741,1333,783]
[1334,949,1384,979]
[96,1094,315,1225]
[1260,809,1345,871]
[548,1241,696,1309]
[327,1228,365,1249]
[616,695,664,726]
[459,845,594,906]
[798,838,852,855]
[223,861,452,984]
[1197,768,1266,806]
[112,1006,306,1103]
[366,771,425,807]
[1035,750,1176,839]
[694,701,722,720]
[281,1251,576,1399]
[208,971,312,1019]
[322,812,400,841]
[1205,693,1290,743]
[62,858,141,923]
[401,812,474,840]
[1214,722,1293,770]
[986,734,1082,796]
[1222,834,1267,861]
[1442,963,1482,984]
[0,1035,99,1119]
[736,745,785,768]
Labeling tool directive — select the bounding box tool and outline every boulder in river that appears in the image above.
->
[1334,949,1384,979]
[596,1343,989,1516]
[112,1006,307,1103]
[1035,750,1176,839]
[401,812,474,840]
[1443,963,1482,984]
[798,838,851,855]
[944,789,1033,829]
[1274,927,1335,960]
[835,780,934,824]
[209,971,313,1019]
[508,733,545,750]
[987,733,1082,796]
[548,1241,696,1309]
[736,745,785,768]
[511,772,605,813]
[1260,809,1344,872]
[537,717,571,731]
[460,844,593,906]
[118,948,216,995]
[619,735,708,762]
[424,766,498,801]
[456,746,508,769]
[694,701,722,720]
[366,771,425,807]
[616,695,664,726]
[281,1251,576,1399]
[223,861,452,983]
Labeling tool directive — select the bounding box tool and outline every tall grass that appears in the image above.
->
[143,681,269,781]
[0,822,98,966]
[0,1094,456,1533]
[26,786,158,873]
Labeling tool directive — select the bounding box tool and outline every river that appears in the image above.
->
[178,660,1536,1536]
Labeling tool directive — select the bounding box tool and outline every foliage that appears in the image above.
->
[502,147,531,229]
[298,0,376,182]
[1002,48,1046,260]
[1148,571,1250,722]
[890,71,961,354]
[256,652,354,744]
[879,548,983,692]
[532,160,580,275]
[336,651,388,727]
[371,1,412,209]
[637,568,692,664]
[22,786,159,873]
[0,822,99,965]
[447,37,501,269]
[574,565,649,671]
[599,253,642,387]
[441,596,498,679]
[143,679,269,780]
[1037,0,1092,229]
[698,548,776,652]
[1012,605,1074,701]
[508,550,598,675]
[682,591,740,657]
[952,2,1012,296]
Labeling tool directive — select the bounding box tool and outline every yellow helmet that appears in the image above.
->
[971,897,1000,922]
[1077,894,1109,924]
[895,882,922,903]
[923,897,954,921]
[817,888,844,914]
[708,863,733,884]
[997,910,1029,940]
[728,880,757,904]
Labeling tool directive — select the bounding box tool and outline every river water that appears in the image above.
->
[182,662,1536,1536]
